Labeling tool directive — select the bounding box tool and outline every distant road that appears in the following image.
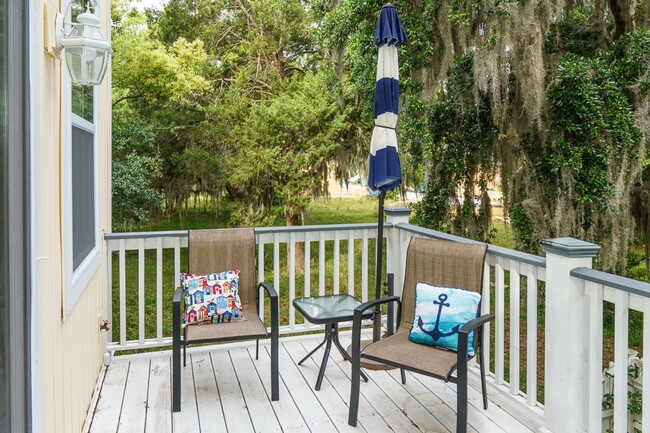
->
[328,181,421,202]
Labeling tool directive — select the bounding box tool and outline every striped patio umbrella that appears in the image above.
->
[368,3,407,342]
[367,3,407,196]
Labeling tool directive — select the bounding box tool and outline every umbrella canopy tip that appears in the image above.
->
[382,3,394,8]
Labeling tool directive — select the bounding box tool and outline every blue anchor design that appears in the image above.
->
[417,293,460,341]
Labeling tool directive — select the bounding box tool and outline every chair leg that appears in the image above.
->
[457,361,468,433]
[256,338,259,360]
[348,318,362,426]
[479,346,488,410]
[401,368,406,384]
[172,301,181,412]
[270,332,279,401]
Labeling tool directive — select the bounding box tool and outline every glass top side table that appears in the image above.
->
[293,294,373,390]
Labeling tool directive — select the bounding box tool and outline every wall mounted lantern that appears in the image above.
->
[54,1,111,86]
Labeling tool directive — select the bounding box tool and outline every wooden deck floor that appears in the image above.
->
[88,333,543,433]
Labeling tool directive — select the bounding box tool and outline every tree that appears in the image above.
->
[313,0,650,274]
[230,72,344,227]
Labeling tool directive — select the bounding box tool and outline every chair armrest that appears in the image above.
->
[354,296,402,331]
[459,313,495,336]
[349,296,402,360]
[173,286,184,305]
[353,296,401,317]
[457,313,495,364]
[173,286,184,328]
[258,281,278,300]
[258,282,279,334]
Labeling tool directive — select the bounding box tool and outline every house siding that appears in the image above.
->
[33,1,111,432]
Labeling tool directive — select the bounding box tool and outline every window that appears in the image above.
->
[64,79,100,313]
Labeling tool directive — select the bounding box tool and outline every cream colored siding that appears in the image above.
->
[35,1,112,432]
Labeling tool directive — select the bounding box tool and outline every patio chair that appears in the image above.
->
[348,237,491,433]
[172,228,279,412]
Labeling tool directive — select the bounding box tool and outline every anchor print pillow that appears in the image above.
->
[180,270,245,327]
[408,282,481,356]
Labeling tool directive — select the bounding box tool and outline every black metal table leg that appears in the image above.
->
[299,321,369,390]
[298,335,327,365]
[315,324,334,390]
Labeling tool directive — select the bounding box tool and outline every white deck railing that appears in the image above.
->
[571,268,650,433]
[103,210,650,432]
[104,223,384,352]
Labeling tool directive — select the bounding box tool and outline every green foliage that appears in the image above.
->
[112,116,163,229]
[409,54,497,241]
[111,0,349,229]
[510,202,539,253]
[110,0,650,279]
[546,8,600,57]
[112,153,164,230]
[227,72,344,226]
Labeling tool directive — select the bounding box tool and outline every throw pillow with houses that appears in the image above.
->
[180,270,246,326]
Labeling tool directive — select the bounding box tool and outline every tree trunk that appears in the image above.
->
[610,0,636,40]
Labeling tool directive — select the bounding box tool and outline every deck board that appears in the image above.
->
[118,360,149,433]
[145,357,172,433]
[89,333,543,433]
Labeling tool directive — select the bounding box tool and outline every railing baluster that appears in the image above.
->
[526,265,538,407]
[641,298,650,433]
[156,237,163,342]
[362,230,368,303]
[138,239,145,343]
[258,240,265,322]
[509,261,520,395]
[319,232,325,296]
[106,241,113,345]
[304,233,310,298]
[586,281,603,433]
[289,232,296,329]
[613,290,629,433]
[333,232,340,295]
[119,239,126,347]
[495,257,505,385]
[482,260,491,382]
[348,231,354,296]
[173,237,180,290]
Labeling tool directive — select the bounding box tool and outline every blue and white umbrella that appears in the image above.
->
[367,3,407,196]
[368,3,407,342]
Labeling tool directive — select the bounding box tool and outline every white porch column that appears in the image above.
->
[540,237,600,433]
[385,206,411,298]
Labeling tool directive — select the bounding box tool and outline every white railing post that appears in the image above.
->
[385,206,411,298]
[540,237,601,433]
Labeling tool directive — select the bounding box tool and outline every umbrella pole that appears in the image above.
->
[373,191,386,342]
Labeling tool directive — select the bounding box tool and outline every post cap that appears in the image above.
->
[384,206,412,217]
[540,237,601,258]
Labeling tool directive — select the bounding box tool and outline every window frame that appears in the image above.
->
[62,72,101,314]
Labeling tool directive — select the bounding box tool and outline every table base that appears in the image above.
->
[299,323,369,390]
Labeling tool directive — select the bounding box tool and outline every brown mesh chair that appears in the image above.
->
[348,237,491,433]
[172,228,279,412]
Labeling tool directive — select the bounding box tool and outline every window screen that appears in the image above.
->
[72,125,95,271]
